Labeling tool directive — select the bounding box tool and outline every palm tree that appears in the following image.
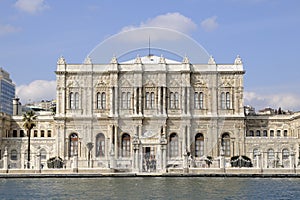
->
[22,110,37,169]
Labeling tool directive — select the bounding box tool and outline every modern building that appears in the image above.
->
[0,28,300,173]
[0,68,15,115]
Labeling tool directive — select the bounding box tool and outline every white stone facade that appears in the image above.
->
[1,53,300,172]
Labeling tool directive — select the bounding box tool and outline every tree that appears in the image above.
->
[22,110,37,169]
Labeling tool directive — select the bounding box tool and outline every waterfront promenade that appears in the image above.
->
[1,168,300,178]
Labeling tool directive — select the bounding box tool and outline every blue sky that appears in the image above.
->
[0,0,300,111]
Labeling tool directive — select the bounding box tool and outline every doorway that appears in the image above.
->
[142,147,156,172]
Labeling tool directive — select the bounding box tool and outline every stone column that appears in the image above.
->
[72,154,78,173]
[133,142,140,173]
[110,87,114,116]
[290,150,295,169]
[114,126,118,159]
[187,125,191,153]
[220,147,225,169]
[158,87,161,115]
[36,150,41,172]
[114,87,118,116]
[3,147,8,172]
[186,87,190,115]
[161,144,167,172]
[163,87,167,115]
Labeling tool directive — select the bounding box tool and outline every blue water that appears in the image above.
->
[0,177,299,199]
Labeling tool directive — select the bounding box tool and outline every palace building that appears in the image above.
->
[1,28,300,172]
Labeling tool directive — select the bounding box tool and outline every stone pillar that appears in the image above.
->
[36,150,41,172]
[110,87,114,116]
[256,151,260,169]
[186,87,190,115]
[72,154,78,173]
[163,87,167,115]
[183,152,189,173]
[114,126,118,159]
[187,125,191,153]
[114,86,118,116]
[3,147,8,172]
[158,87,161,115]
[290,150,295,169]
[220,147,225,169]
[182,126,186,157]
[133,142,140,173]
[161,144,167,172]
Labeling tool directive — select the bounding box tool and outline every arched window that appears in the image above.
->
[97,92,106,109]
[40,148,47,160]
[127,92,131,109]
[221,92,226,109]
[247,130,254,137]
[283,130,288,137]
[199,92,204,109]
[41,130,45,137]
[194,92,204,109]
[150,92,155,109]
[174,92,179,109]
[69,133,78,157]
[195,133,204,157]
[145,92,155,109]
[70,92,74,109]
[169,133,178,157]
[194,92,199,109]
[226,92,231,109]
[74,92,79,109]
[122,134,131,157]
[122,92,131,109]
[277,130,281,137]
[10,150,18,160]
[169,92,174,109]
[263,130,268,137]
[267,149,275,160]
[96,133,105,157]
[256,130,261,137]
[253,148,259,160]
[221,133,230,157]
[282,149,289,160]
[270,130,274,137]
[146,92,150,109]
[34,130,38,137]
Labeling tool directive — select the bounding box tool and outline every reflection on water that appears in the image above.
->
[0,177,300,199]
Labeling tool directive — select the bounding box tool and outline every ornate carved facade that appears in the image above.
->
[1,52,300,172]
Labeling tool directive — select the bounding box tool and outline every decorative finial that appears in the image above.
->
[84,56,92,64]
[182,55,189,64]
[110,55,118,64]
[57,56,66,65]
[135,54,142,64]
[208,55,216,64]
[159,54,166,64]
[234,55,243,65]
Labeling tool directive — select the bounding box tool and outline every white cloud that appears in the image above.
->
[122,12,197,34]
[14,0,48,14]
[244,91,300,111]
[16,80,56,103]
[201,16,219,32]
[0,24,20,36]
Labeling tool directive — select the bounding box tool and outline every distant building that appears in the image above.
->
[0,68,15,115]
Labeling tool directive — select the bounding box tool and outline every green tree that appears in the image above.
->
[22,110,37,169]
